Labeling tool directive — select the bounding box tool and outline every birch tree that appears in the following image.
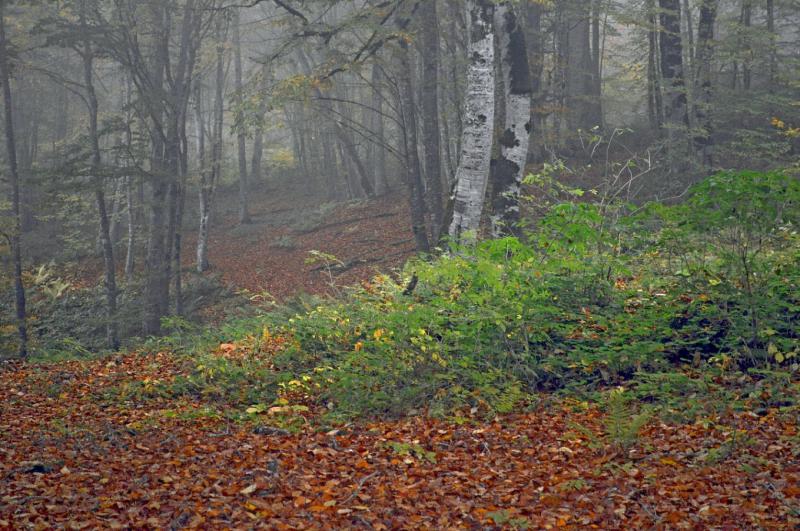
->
[448,0,495,242]
[489,3,531,237]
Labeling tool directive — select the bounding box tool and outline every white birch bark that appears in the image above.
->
[490,3,532,237]
[448,0,496,242]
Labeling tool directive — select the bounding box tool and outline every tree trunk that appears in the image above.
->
[80,12,119,350]
[524,1,544,163]
[398,40,431,253]
[232,10,250,224]
[125,175,136,280]
[659,0,689,173]
[297,49,374,198]
[367,63,387,195]
[565,0,597,136]
[419,0,444,242]
[693,0,717,169]
[741,0,752,91]
[448,0,496,242]
[647,2,664,130]
[590,0,604,129]
[0,3,27,357]
[766,0,776,89]
[141,0,201,335]
[198,22,225,273]
[489,4,531,238]
[251,63,268,183]
[124,74,136,281]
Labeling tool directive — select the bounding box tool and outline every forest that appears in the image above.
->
[0,0,798,528]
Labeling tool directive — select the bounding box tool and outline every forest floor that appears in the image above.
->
[4,183,799,528]
[192,184,417,300]
[1,351,798,529]
[68,182,417,301]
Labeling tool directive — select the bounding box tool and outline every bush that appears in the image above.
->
[262,171,798,418]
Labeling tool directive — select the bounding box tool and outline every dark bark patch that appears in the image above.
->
[503,12,532,95]
[489,155,522,236]
[499,128,519,149]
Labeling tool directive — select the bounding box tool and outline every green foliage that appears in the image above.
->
[110,170,798,422]
[278,170,797,418]
[655,170,800,367]
[383,441,437,464]
[603,388,652,450]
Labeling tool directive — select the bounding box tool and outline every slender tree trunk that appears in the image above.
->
[589,0,603,129]
[681,0,695,135]
[232,10,250,224]
[741,0,752,91]
[367,63,388,195]
[647,2,664,130]
[142,4,171,336]
[251,63,268,183]
[398,40,431,253]
[0,3,27,357]
[80,4,119,349]
[554,3,568,150]
[419,0,444,242]
[766,0,776,89]
[659,0,689,173]
[198,23,225,273]
[297,49,375,198]
[693,0,717,169]
[16,75,38,233]
[524,1,544,163]
[321,126,341,200]
[108,180,124,245]
[125,176,136,280]
[489,4,531,237]
[173,126,188,316]
[448,0,496,242]
[565,0,596,137]
[124,76,136,280]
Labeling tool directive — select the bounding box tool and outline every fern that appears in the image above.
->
[605,388,652,450]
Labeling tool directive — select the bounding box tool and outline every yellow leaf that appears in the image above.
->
[240,484,258,495]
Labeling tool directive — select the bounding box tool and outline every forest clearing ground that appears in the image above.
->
[64,183,416,302]
[1,351,799,529]
[183,184,416,300]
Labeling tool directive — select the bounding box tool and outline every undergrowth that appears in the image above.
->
[12,171,800,423]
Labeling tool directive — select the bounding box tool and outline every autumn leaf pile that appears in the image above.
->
[1,351,798,529]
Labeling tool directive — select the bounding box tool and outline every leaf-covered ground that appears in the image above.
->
[2,352,798,529]
[67,185,417,301]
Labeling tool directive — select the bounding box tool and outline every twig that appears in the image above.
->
[342,471,379,504]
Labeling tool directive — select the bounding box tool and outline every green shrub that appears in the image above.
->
[126,170,799,420]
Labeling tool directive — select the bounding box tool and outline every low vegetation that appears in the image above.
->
[127,170,799,424]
